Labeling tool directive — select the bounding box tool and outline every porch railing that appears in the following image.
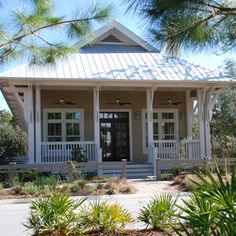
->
[41,141,96,163]
[153,139,200,159]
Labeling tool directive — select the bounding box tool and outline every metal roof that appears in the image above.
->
[0,52,231,82]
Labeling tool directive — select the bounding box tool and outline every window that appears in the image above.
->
[44,109,84,142]
[142,109,178,153]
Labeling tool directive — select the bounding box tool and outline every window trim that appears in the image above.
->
[43,109,84,142]
[142,109,179,154]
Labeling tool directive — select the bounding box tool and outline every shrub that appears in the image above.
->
[17,172,38,183]
[71,147,87,162]
[0,182,2,192]
[34,175,60,187]
[174,166,236,235]
[70,183,81,193]
[139,194,177,231]
[118,183,136,194]
[23,183,41,195]
[77,179,86,189]
[170,167,184,177]
[80,200,133,233]
[13,186,24,195]
[24,193,85,235]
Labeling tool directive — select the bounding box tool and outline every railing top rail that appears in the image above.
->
[0,161,126,174]
[153,140,178,143]
[41,141,96,145]
[153,139,200,144]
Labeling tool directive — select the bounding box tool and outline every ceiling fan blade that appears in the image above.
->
[120,102,131,105]
[65,101,75,105]
[173,102,182,105]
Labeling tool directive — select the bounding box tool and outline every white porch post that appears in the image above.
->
[146,87,155,164]
[197,88,206,158]
[93,86,101,163]
[185,89,193,139]
[27,84,35,163]
[204,87,222,157]
[35,84,41,163]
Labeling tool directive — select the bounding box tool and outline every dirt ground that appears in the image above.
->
[0,179,179,200]
[128,179,179,194]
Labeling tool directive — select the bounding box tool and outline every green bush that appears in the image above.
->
[174,166,236,235]
[24,193,85,235]
[70,183,81,193]
[139,194,177,231]
[170,167,184,177]
[23,183,41,195]
[0,182,3,192]
[34,175,60,187]
[80,200,133,233]
[16,172,38,183]
[71,147,87,162]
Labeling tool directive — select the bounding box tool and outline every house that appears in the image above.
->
[0,21,234,176]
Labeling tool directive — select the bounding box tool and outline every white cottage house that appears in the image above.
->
[0,21,234,176]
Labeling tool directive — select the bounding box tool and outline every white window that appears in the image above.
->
[142,109,178,153]
[44,109,84,142]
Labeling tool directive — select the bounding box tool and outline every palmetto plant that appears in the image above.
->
[24,193,86,235]
[80,200,133,233]
[138,194,177,232]
[174,166,236,236]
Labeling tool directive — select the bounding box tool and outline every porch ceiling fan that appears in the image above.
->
[54,97,75,106]
[158,98,182,106]
[107,98,131,106]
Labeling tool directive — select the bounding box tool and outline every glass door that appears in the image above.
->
[100,112,130,161]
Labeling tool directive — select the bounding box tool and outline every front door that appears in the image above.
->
[100,112,130,161]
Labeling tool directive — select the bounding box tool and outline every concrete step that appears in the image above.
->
[102,163,154,178]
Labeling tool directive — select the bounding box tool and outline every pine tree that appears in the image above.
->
[0,0,111,66]
[127,0,236,54]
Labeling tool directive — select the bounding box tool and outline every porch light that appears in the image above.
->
[87,111,93,121]
[180,111,186,120]
[134,111,140,120]
[116,98,120,104]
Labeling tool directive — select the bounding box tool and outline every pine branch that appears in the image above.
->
[0,15,107,49]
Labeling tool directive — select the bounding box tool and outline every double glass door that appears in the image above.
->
[100,112,130,161]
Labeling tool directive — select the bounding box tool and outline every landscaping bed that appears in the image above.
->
[0,174,136,199]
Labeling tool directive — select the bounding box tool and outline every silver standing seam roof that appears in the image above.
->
[0,52,232,82]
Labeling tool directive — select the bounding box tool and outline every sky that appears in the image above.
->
[0,0,235,111]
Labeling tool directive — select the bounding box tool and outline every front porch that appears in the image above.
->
[17,84,217,168]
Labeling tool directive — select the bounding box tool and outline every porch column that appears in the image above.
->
[146,87,155,163]
[93,86,101,163]
[204,87,222,157]
[35,84,41,163]
[197,88,206,158]
[27,84,35,163]
[185,89,193,139]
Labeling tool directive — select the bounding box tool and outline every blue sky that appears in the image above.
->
[0,0,235,111]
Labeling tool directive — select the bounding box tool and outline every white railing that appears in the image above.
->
[153,139,200,159]
[41,141,96,163]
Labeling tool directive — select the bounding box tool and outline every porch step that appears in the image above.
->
[102,163,154,178]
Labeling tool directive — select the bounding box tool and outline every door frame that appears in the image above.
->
[100,109,133,162]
